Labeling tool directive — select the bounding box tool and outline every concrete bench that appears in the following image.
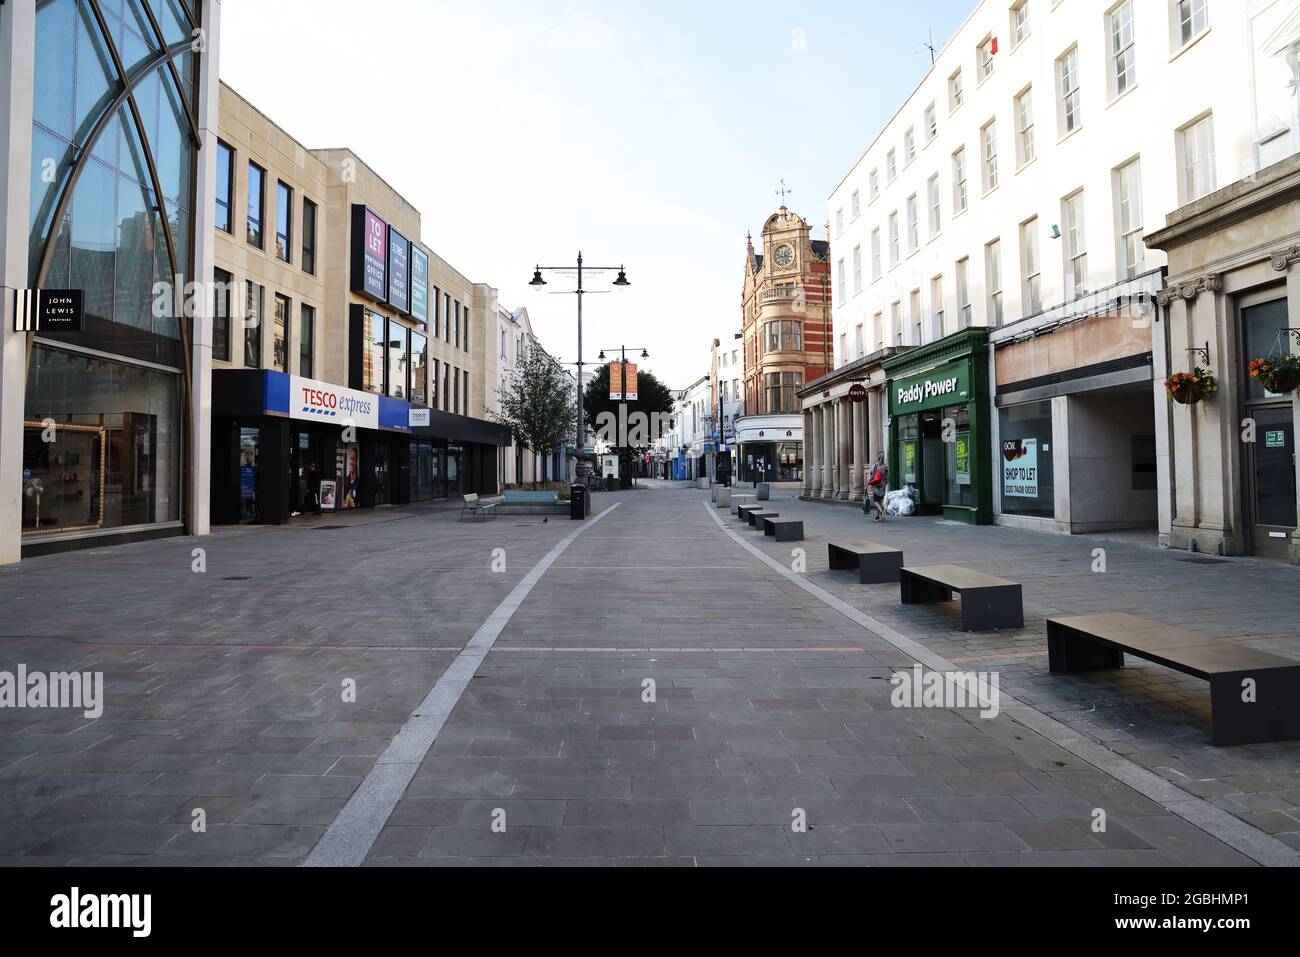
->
[763,517,803,542]
[460,493,501,522]
[756,483,771,501]
[503,490,559,505]
[900,564,1024,632]
[1047,613,1300,746]
[828,541,904,585]
[731,495,757,517]
[745,508,779,528]
[715,488,732,509]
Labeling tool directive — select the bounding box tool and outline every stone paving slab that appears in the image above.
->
[0,485,1289,865]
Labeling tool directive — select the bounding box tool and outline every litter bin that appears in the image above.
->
[569,484,589,520]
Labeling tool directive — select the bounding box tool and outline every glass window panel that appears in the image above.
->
[71,158,118,326]
[273,294,289,372]
[410,330,428,404]
[113,172,155,332]
[363,312,385,394]
[74,0,119,154]
[999,400,1055,517]
[34,0,78,139]
[244,282,262,368]
[212,267,232,363]
[299,304,315,378]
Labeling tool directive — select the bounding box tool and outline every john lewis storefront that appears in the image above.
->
[883,329,992,524]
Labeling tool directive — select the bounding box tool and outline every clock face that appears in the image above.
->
[773,244,795,269]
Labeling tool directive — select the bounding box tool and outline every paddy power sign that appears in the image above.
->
[890,359,972,416]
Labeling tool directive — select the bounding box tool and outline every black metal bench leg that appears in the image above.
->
[1046,621,1124,673]
[960,585,1024,632]
[859,552,903,585]
[1210,668,1300,746]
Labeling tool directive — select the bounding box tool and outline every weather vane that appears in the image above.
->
[775,179,792,205]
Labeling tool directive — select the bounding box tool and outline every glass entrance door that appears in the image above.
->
[239,427,260,524]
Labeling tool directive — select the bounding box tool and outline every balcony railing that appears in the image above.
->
[759,287,803,305]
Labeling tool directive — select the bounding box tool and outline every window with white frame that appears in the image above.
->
[1020,217,1041,315]
[871,227,882,280]
[911,289,923,345]
[840,333,848,364]
[1116,157,1145,278]
[1179,114,1216,202]
[869,168,880,200]
[925,102,938,142]
[1057,46,1081,135]
[887,149,897,182]
[853,244,863,295]
[837,258,847,302]
[906,194,919,253]
[981,120,999,193]
[836,208,845,236]
[952,147,968,212]
[1062,190,1088,298]
[931,274,945,340]
[978,35,996,81]
[888,211,900,266]
[1011,0,1030,46]
[1175,0,1208,49]
[904,127,916,163]
[891,300,903,346]
[874,311,885,351]
[927,174,941,236]
[949,68,964,111]
[956,257,972,328]
[851,189,861,220]
[986,239,1004,325]
[1109,1,1136,98]
[1015,86,1035,166]
[855,323,865,358]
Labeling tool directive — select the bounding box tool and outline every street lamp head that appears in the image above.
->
[613,267,630,287]
[529,267,547,287]
[598,350,606,361]
[640,349,649,359]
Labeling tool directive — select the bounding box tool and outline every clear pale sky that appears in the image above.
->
[221,0,975,388]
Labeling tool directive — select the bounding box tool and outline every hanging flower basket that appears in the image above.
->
[1165,367,1218,405]
[1249,355,1300,395]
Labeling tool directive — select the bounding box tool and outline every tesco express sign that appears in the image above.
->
[290,375,378,431]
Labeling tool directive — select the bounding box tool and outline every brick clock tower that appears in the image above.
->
[734,205,832,485]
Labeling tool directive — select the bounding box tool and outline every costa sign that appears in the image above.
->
[289,375,378,430]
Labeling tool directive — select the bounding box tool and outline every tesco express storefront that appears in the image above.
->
[211,369,417,525]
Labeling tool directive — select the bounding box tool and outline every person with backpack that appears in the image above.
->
[864,452,889,522]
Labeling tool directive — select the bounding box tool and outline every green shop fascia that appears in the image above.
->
[882,328,992,524]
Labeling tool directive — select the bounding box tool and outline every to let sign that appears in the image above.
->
[14,289,84,333]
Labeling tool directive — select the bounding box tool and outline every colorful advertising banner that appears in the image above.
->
[624,363,638,401]
[1002,438,1039,498]
[609,363,623,400]
[955,433,971,486]
[410,245,430,325]
[387,226,411,314]
[350,205,388,301]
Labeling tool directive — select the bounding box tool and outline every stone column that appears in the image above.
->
[823,400,838,499]
[850,398,865,502]
[867,387,884,465]
[0,0,34,566]
[802,408,815,496]
[809,405,823,497]
[836,399,852,500]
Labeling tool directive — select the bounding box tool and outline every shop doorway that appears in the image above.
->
[446,446,463,496]
[374,441,391,507]
[1240,294,1297,560]
[291,430,319,515]
[239,427,260,524]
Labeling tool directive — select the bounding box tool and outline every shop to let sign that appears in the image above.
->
[1003,438,1039,498]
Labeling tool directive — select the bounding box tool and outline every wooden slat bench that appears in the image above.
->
[828,541,903,585]
[745,509,778,528]
[1047,613,1300,746]
[762,517,804,542]
[900,565,1024,632]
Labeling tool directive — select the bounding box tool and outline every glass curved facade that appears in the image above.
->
[22,0,202,542]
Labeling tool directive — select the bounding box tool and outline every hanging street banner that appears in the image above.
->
[609,362,623,400]
[624,363,639,401]
[13,288,84,333]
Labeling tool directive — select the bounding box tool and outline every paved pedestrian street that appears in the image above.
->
[2,484,1299,867]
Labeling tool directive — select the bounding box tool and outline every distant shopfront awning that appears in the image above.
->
[411,408,511,447]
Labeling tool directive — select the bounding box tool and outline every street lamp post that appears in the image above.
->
[530,253,630,483]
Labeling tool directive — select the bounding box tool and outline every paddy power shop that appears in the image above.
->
[883,329,993,524]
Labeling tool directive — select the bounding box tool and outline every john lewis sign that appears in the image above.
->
[889,359,972,416]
